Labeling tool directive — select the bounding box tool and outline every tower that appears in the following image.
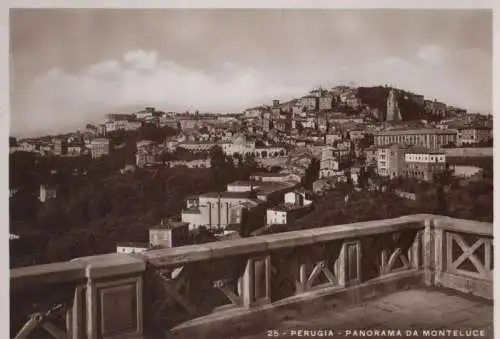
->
[386,89,401,121]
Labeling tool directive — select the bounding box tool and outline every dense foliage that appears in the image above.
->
[10,142,260,267]
[357,86,431,121]
[357,86,389,119]
[290,166,492,231]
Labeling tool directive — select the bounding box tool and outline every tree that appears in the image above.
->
[210,146,226,169]
[301,158,320,189]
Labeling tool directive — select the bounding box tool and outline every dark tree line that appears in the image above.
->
[10,143,266,268]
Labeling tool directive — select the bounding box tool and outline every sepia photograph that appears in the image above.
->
[9,6,493,339]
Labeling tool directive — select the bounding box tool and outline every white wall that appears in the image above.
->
[405,153,446,163]
[266,209,287,225]
[116,246,148,254]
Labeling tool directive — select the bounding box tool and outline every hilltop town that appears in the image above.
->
[9,84,493,266]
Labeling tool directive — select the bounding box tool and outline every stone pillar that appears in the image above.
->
[241,256,271,308]
[73,254,145,339]
[335,240,361,286]
[423,218,434,286]
[434,227,445,287]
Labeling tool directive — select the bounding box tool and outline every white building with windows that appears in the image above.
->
[266,190,313,226]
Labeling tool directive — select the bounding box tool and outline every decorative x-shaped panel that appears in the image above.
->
[296,242,342,293]
[446,232,493,281]
[361,229,418,280]
[14,304,67,339]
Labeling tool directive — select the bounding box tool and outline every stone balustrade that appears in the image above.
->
[10,214,493,339]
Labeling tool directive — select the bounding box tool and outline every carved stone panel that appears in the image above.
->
[95,277,142,339]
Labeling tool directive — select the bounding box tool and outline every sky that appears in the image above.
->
[10,9,492,138]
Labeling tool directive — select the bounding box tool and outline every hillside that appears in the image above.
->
[357,86,389,120]
[356,86,426,121]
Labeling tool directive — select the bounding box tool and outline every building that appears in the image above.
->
[136,149,158,168]
[348,130,366,142]
[403,148,447,181]
[105,115,142,133]
[39,184,57,203]
[325,133,343,145]
[244,106,265,119]
[135,107,156,120]
[178,141,216,152]
[300,95,318,111]
[181,191,260,231]
[339,92,362,109]
[319,147,341,179]
[266,203,311,226]
[178,116,200,131]
[149,221,190,248]
[374,129,457,149]
[90,138,110,158]
[250,172,294,183]
[284,190,313,206]
[278,100,298,113]
[319,94,334,111]
[66,144,83,157]
[116,242,149,254]
[364,146,378,167]
[136,140,155,150]
[54,139,67,156]
[425,100,447,117]
[350,165,362,186]
[456,126,491,146]
[168,158,211,169]
[275,119,291,133]
[220,136,286,159]
[266,190,313,226]
[376,144,406,178]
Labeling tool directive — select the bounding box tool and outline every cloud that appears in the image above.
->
[123,50,159,70]
[13,50,309,136]
[12,47,492,137]
[418,45,448,66]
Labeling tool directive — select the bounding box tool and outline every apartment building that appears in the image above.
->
[374,129,457,149]
[149,221,190,248]
[376,144,406,178]
[90,138,110,158]
[403,148,447,181]
[319,94,334,111]
[456,126,492,146]
[266,190,313,226]
[300,95,318,111]
[319,147,341,179]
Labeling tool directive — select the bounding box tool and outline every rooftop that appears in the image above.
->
[269,203,310,212]
[150,221,189,230]
[227,181,254,187]
[116,242,149,248]
[251,172,288,177]
[405,147,446,155]
[200,191,254,199]
[181,208,201,215]
[375,128,457,136]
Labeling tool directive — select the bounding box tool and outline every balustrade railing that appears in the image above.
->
[10,214,493,339]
